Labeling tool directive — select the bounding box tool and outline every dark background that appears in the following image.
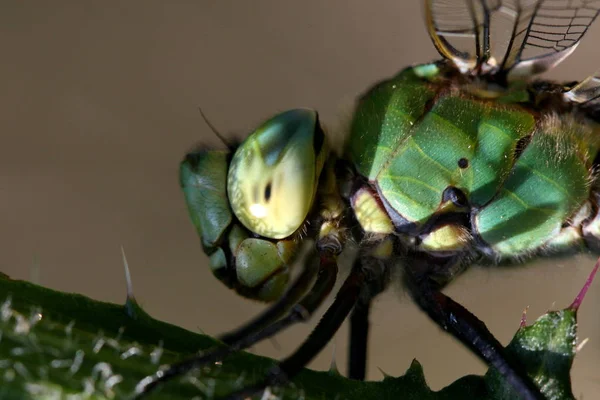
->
[2,1,599,397]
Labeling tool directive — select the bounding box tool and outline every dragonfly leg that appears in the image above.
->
[133,252,338,398]
[220,257,367,400]
[221,243,392,399]
[348,299,370,380]
[348,240,392,380]
[219,250,321,345]
[403,251,544,400]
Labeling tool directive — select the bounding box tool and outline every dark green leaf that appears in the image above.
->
[0,272,589,399]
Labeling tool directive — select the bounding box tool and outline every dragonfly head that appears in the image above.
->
[227,109,327,239]
[180,109,327,301]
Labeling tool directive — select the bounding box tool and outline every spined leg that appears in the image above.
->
[133,252,338,398]
[348,246,392,380]
[348,299,370,380]
[221,253,339,356]
[220,258,367,400]
[403,251,544,400]
[222,244,392,399]
[219,251,320,345]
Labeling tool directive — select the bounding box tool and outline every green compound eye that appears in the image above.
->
[227,109,324,239]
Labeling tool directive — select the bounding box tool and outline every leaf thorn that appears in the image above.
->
[569,256,599,311]
[378,366,391,379]
[328,342,340,376]
[122,246,136,312]
[576,337,589,353]
[520,305,529,328]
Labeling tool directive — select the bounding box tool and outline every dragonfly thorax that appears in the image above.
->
[345,62,600,266]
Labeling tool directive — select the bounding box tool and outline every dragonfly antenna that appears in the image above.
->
[198,107,231,149]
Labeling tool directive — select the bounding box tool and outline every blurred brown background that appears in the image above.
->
[2,1,599,398]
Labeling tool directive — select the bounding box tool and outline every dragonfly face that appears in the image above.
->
[139,1,600,399]
[180,109,329,302]
[227,109,326,240]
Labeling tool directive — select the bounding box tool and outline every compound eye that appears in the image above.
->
[227,109,323,239]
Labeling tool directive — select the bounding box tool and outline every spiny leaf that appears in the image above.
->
[0,262,593,399]
[484,258,598,400]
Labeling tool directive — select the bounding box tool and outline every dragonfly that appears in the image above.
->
[136,1,600,399]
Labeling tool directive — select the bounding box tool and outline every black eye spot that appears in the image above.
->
[264,182,272,202]
[457,158,469,169]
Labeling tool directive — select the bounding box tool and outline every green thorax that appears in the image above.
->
[346,63,600,256]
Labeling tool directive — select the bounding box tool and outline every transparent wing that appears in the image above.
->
[564,73,600,103]
[567,74,600,122]
[503,0,600,78]
[425,0,501,72]
[425,0,600,77]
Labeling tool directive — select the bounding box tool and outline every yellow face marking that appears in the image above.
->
[352,187,394,235]
[419,224,471,253]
